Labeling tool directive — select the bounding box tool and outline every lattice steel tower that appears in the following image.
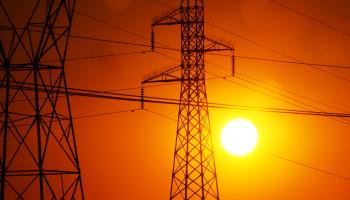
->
[0,0,84,199]
[142,0,233,199]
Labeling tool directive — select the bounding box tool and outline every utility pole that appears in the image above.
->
[142,0,234,199]
[0,0,84,199]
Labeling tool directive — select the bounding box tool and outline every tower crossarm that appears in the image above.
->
[142,65,181,84]
[204,36,234,52]
[152,8,182,26]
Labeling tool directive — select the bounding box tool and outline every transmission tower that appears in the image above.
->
[0,0,84,199]
[142,0,234,199]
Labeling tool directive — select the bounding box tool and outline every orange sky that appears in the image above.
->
[4,0,350,199]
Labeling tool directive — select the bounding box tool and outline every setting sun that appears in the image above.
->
[221,118,258,156]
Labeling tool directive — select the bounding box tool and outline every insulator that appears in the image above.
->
[232,51,235,77]
[141,86,144,109]
[151,29,155,51]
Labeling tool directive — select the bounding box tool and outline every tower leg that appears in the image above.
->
[0,0,84,199]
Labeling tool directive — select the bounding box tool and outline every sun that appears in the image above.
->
[221,118,258,156]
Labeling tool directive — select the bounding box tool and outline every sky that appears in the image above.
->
[3,0,350,199]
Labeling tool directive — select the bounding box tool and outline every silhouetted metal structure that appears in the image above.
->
[0,0,84,199]
[143,0,233,199]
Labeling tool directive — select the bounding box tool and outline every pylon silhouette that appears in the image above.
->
[0,0,84,199]
[142,0,234,199]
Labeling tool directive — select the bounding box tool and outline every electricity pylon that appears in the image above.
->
[0,0,84,199]
[142,0,234,199]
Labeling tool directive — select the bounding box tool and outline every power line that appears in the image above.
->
[46,45,350,70]
[68,34,178,51]
[156,52,338,119]
[150,50,350,121]
[236,75,323,109]
[235,75,346,114]
[1,24,179,52]
[234,74,350,126]
[19,2,348,119]
[209,71,350,125]
[146,49,350,128]
[76,10,151,41]
[110,69,348,123]
[209,50,350,126]
[150,0,350,84]
[235,72,350,126]
[143,108,177,122]
[303,0,350,22]
[208,60,350,114]
[73,0,350,189]
[44,46,350,69]
[205,64,350,125]
[12,108,141,128]
[270,0,350,37]
[75,4,350,73]
[9,83,350,118]
[207,70,316,110]
[9,5,348,84]
[262,151,350,182]
[111,82,178,92]
[207,52,350,69]
[144,108,350,182]
[9,23,176,51]
[75,9,177,51]
[151,0,174,9]
[65,9,350,77]
[154,50,180,61]
[206,21,350,84]
[44,50,151,63]
[237,72,349,113]
[73,108,140,119]
[11,72,227,104]
[64,51,150,61]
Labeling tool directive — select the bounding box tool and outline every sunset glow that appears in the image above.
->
[221,118,258,156]
[3,0,350,199]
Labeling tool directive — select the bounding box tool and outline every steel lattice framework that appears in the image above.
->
[0,0,84,199]
[143,0,233,199]
[171,1,218,199]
